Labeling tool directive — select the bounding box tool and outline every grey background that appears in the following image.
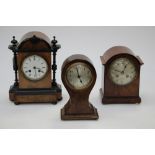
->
[0,26,154,129]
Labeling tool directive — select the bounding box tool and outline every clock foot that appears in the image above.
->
[14,102,20,105]
[58,97,63,101]
[51,101,57,105]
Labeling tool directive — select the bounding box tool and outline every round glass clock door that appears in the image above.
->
[22,55,48,81]
[109,57,137,85]
[66,62,93,89]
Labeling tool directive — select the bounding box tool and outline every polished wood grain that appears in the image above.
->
[100,46,144,104]
[61,54,99,120]
[9,32,62,104]
[12,93,61,104]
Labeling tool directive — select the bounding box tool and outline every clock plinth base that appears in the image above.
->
[61,104,98,120]
[100,88,141,104]
[9,84,62,104]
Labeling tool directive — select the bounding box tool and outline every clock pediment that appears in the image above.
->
[100,46,143,65]
[18,31,51,52]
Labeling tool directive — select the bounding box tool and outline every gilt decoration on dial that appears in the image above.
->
[22,55,48,81]
[66,62,93,90]
[109,57,137,85]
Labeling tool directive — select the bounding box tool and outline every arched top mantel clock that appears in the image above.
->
[9,31,62,104]
[100,46,144,104]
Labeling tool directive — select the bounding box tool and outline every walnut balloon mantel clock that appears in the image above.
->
[100,46,144,104]
[61,54,99,120]
[9,31,62,104]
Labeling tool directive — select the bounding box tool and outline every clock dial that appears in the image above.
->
[109,57,136,85]
[66,62,93,89]
[22,55,48,81]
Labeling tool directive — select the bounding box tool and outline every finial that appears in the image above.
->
[11,36,18,45]
[52,36,57,44]
[30,35,39,44]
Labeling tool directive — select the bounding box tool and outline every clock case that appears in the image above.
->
[9,32,62,104]
[100,46,144,104]
[61,54,99,120]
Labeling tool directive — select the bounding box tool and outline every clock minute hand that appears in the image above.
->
[76,67,83,83]
[33,66,37,77]
[123,63,129,71]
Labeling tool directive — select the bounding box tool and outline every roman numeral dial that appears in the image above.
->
[22,55,48,81]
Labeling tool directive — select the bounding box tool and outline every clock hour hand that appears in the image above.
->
[35,67,44,73]
[113,69,121,73]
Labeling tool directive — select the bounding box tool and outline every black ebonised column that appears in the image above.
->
[8,36,19,86]
[51,36,61,87]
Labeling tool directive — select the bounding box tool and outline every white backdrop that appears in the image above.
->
[0,26,154,128]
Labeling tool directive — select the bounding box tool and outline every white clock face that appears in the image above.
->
[22,55,48,81]
[109,57,137,85]
[66,62,93,89]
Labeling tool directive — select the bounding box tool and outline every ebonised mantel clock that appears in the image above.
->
[9,31,62,104]
[61,54,99,120]
[100,46,143,104]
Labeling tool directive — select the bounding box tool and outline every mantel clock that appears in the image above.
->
[100,46,143,104]
[61,54,99,120]
[9,31,62,104]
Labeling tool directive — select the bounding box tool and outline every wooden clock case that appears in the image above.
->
[9,32,62,104]
[100,46,144,104]
[61,54,99,120]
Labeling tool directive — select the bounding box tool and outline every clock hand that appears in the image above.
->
[123,63,129,71]
[113,69,122,73]
[35,67,41,70]
[76,67,83,83]
[39,70,44,73]
[79,79,83,83]
[76,67,81,78]
[33,67,37,77]
[34,69,37,77]
[35,67,44,73]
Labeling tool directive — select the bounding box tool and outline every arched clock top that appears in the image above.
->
[18,31,51,52]
[62,54,94,71]
[100,46,144,65]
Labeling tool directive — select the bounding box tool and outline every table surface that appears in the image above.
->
[0,26,154,129]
